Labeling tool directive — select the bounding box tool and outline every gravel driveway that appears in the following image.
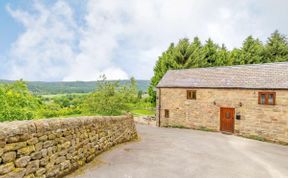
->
[66,124,288,178]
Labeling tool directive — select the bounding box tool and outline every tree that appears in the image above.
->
[229,48,242,65]
[239,36,264,64]
[83,76,123,115]
[83,75,138,115]
[183,37,203,68]
[201,38,220,67]
[264,30,288,62]
[215,44,230,66]
[123,77,138,103]
[137,90,143,99]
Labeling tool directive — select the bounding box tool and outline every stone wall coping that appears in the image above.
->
[0,115,132,139]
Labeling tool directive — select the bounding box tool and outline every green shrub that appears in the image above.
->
[83,76,127,115]
[0,81,41,121]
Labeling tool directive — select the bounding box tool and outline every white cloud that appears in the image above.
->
[6,1,77,81]
[4,0,288,81]
[5,0,129,81]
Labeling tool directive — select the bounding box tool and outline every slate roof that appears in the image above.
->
[157,62,288,89]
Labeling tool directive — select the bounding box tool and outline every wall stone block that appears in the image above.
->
[0,162,15,175]
[2,151,16,163]
[15,156,31,168]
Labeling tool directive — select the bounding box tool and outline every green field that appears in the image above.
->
[41,93,89,98]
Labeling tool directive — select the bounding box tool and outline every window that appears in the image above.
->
[225,112,231,119]
[164,109,169,118]
[187,90,196,100]
[258,92,276,105]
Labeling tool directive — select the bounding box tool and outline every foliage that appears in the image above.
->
[127,99,155,116]
[0,81,42,121]
[149,30,288,103]
[39,94,85,118]
[137,90,143,99]
[239,36,264,64]
[39,103,82,118]
[130,109,155,116]
[264,30,288,62]
[0,78,154,121]
[120,77,139,103]
[82,76,137,116]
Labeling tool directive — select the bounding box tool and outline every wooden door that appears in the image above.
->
[220,108,235,133]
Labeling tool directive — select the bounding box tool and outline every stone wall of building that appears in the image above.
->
[157,88,288,143]
[0,115,137,178]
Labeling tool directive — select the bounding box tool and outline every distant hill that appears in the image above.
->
[0,79,150,95]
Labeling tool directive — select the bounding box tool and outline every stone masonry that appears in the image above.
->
[0,115,137,178]
[157,88,288,144]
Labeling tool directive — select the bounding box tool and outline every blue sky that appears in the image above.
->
[0,0,287,81]
[0,1,21,53]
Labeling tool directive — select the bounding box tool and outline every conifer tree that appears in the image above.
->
[229,48,242,65]
[215,44,229,66]
[265,30,288,62]
[201,38,219,67]
[183,37,202,68]
[240,36,264,64]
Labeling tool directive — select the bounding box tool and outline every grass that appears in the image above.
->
[239,134,288,146]
[163,125,190,129]
[245,135,267,142]
[130,109,155,116]
[198,126,217,132]
[163,125,217,132]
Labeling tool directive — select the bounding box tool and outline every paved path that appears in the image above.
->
[67,125,288,178]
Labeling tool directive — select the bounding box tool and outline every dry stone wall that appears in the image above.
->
[0,115,137,178]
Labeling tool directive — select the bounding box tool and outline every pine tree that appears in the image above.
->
[201,38,219,67]
[229,48,242,65]
[173,38,194,68]
[184,37,202,68]
[240,36,264,64]
[265,30,288,62]
[215,44,229,66]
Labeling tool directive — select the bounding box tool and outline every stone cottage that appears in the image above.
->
[156,62,288,143]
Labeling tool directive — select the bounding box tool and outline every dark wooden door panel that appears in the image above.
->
[220,108,235,133]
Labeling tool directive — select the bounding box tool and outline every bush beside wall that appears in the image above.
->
[0,115,137,178]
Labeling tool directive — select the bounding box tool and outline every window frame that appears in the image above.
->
[164,109,169,118]
[258,92,276,105]
[187,90,197,100]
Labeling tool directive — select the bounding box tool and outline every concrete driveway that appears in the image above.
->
[67,124,288,178]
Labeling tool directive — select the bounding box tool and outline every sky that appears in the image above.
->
[0,0,287,81]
